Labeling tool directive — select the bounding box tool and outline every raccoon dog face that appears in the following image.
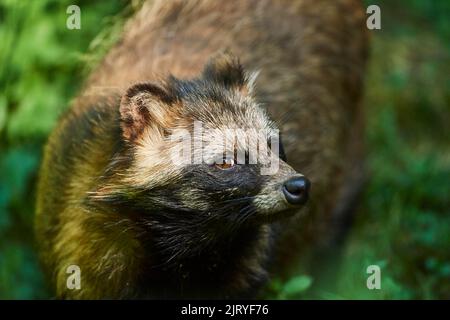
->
[100,54,310,238]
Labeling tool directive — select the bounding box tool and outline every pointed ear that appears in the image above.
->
[202,52,253,94]
[119,83,175,142]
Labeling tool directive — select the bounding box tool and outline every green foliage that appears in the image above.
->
[278,276,314,299]
[0,0,128,139]
[0,0,448,299]
[0,0,129,299]
[303,1,450,299]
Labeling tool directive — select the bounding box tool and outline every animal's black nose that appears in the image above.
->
[282,176,310,205]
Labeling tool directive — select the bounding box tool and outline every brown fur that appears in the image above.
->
[36,0,368,298]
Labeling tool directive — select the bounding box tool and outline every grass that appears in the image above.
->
[0,0,448,299]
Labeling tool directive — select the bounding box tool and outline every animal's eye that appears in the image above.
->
[215,158,235,170]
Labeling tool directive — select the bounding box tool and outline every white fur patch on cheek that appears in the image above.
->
[252,189,287,214]
[126,129,184,187]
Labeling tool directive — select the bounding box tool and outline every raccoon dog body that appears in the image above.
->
[36,0,367,299]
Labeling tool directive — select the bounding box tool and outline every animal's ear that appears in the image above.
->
[119,83,175,142]
[202,52,254,94]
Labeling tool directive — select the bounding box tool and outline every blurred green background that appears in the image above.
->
[0,0,448,299]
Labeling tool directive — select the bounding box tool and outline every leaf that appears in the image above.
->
[281,275,313,298]
[0,95,6,132]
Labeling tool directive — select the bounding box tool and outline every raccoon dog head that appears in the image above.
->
[98,53,310,237]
